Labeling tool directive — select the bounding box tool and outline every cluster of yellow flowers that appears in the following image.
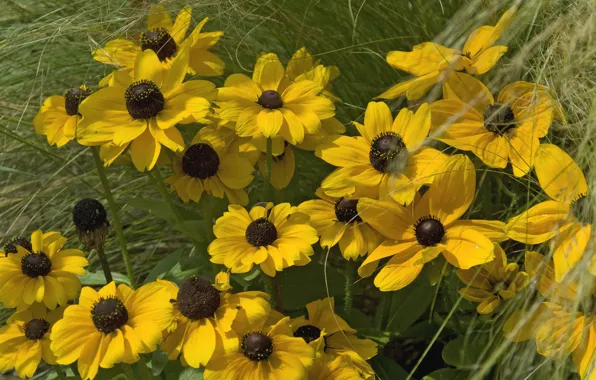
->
[1,3,593,380]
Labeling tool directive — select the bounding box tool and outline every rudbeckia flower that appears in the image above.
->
[208,202,319,277]
[32,85,92,147]
[257,142,296,190]
[430,77,561,177]
[377,7,515,100]
[77,48,215,172]
[163,127,255,205]
[0,303,64,378]
[0,230,87,311]
[159,274,271,369]
[506,144,591,281]
[291,298,377,379]
[316,101,448,205]
[93,5,224,83]
[215,53,335,145]
[298,188,383,262]
[1,236,32,257]
[204,316,314,380]
[285,47,341,102]
[457,243,528,314]
[50,281,173,380]
[356,155,504,291]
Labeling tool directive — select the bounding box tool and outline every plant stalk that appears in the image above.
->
[96,244,113,283]
[344,260,356,316]
[53,365,67,380]
[264,137,273,201]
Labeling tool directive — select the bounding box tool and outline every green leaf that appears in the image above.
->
[79,271,131,286]
[0,165,33,176]
[145,249,183,283]
[385,276,434,333]
[370,356,408,380]
[150,350,169,376]
[423,368,468,380]
[442,334,490,369]
[178,367,204,380]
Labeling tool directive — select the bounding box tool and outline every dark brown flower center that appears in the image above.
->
[21,253,52,278]
[3,236,32,256]
[242,332,273,361]
[64,87,93,116]
[370,132,408,173]
[91,297,129,333]
[414,216,445,246]
[293,324,321,343]
[484,103,516,135]
[245,218,278,247]
[177,276,221,320]
[24,318,50,340]
[73,198,109,233]
[334,198,362,223]
[124,80,165,119]
[140,28,177,61]
[182,144,220,179]
[257,90,283,109]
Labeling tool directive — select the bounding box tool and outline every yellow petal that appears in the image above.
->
[443,72,494,113]
[534,144,588,203]
[386,42,461,75]
[134,50,163,87]
[252,53,284,91]
[257,109,283,138]
[161,47,189,97]
[506,200,572,244]
[474,133,509,169]
[131,129,161,172]
[394,103,431,150]
[182,320,216,368]
[507,126,539,177]
[364,101,393,139]
[148,5,174,31]
[466,45,508,75]
[442,226,494,269]
[171,7,192,44]
[572,322,596,380]
[357,197,414,240]
[315,135,369,167]
[553,224,591,282]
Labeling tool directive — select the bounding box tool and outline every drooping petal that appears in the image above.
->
[442,226,495,269]
[534,144,588,203]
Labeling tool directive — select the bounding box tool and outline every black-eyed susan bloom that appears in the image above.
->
[457,244,528,314]
[208,202,319,277]
[291,298,377,379]
[163,127,255,205]
[159,274,271,368]
[316,101,447,205]
[357,155,504,291]
[0,230,87,311]
[50,281,173,380]
[93,5,224,83]
[285,47,341,102]
[77,48,215,172]
[204,316,314,380]
[298,188,382,262]
[1,236,32,257]
[32,85,92,147]
[377,7,515,100]
[216,53,335,145]
[0,303,64,378]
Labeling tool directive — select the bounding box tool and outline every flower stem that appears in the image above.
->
[344,260,356,316]
[376,291,392,330]
[263,137,273,201]
[429,260,448,322]
[201,195,219,277]
[264,275,284,312]
[91,147,135,287]
[96,244,113,283]
[53,365,66,380]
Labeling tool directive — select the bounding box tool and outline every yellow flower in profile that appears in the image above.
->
[357,155,504,291]
[204,316,314,380]
[216,53,335,145]
[377,7,515,100]
[159,274,271,368]
[298,188,383,261]
[285,47,341,102]
[1,235,32,257]
[32,85,92,147]
[316,101,447,205]
[309,355,364,380]
[457,244,528,314]
[77,48,215,172]
[430,77,561,177]
[0,303,64,378]
[291,298,377,379]
[0,230,87,311]
[506,143,591,281]
[163,127,255,205]
[257,142,295,190]
[50,281,173,380]
[208,202,319,277]
[93,5,224,82]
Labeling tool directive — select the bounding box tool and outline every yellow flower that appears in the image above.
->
[93,5,224,84]
[309,354,365,380]
[316,101,448,205]
[291,298,377,379]
[0,303,64,378]
[32,85,92,147]
[457,243,528,314]
[257,142,296,190]
[285,47,341,102]
[163,127,255,205]
[204,316,314,380]
[377,7,515,100]
[0,230,87,311]
[77,48,215,172]
[298,188,383,261]
[50,281,173,380]
[159,275,270,369]
[1,235,32,257]
[506,143,591,281]
[216,53,336,145]
[208,202,319,277]
[356,155,504,291]
[430,77,560,177]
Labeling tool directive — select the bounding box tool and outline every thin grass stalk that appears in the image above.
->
[96,244,113,283]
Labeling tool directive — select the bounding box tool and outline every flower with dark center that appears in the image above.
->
[182,144,221,179]
[124,80,165,119]
[334,198,362,223]
[91,297,129,333]
[64,87,93,116]
[24,318,50,340]
[245,218,278,247]
[177,276,221,320]
[139,28,177,61]
[484,103,516,135]
[293,324,321,344]
[571,193,593,225]
[414,216,445,246]
[73,198,110,250]
[257,90,283,109]
[241,332,273,361]
[21,253,52,278]
[369,132,408,173]
[3,236,32,257]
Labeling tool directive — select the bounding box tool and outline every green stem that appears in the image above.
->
[263,138,273,201]
[344,261,355,316]
[201,196,219,277]
[96,244,113,283]
[92,147,135,287]
[429,260,448,322]
[376,291,392,330]
[53,365,67,380]
[264,275,283,312]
